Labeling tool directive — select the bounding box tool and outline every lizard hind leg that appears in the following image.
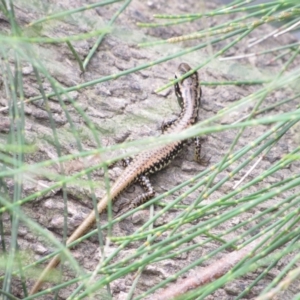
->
[116,174,155,217]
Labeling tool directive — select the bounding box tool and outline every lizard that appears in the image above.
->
[29,62,206,295]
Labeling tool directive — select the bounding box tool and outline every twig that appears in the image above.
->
[274,20,300,38]
[233,152,264,190]
[256,265,300,300]
[151,236,264,300]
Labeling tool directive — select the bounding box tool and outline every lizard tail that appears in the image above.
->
[29,161,138,294]
[29,194,106,295]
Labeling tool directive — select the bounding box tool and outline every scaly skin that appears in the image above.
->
[29,62,202,294]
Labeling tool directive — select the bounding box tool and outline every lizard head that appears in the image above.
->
[174,63,201,109]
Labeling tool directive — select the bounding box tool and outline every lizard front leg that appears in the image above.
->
[161,118,177,133]
[194,136,209,165]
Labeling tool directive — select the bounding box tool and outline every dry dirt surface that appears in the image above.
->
[0,0,300,299]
